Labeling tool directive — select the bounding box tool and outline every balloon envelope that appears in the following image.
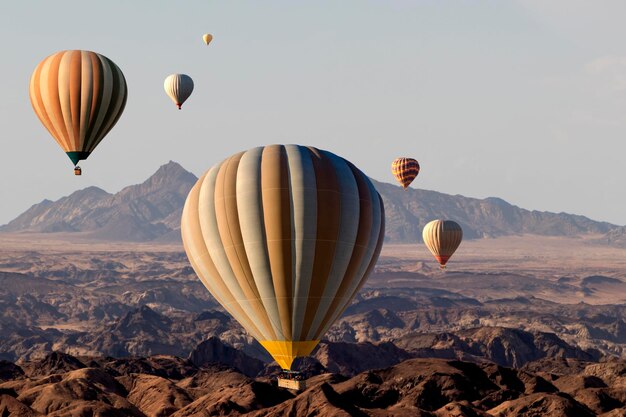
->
[391,158,420,189]
[422,220,463,268]
[181,145,385,370]
[164,74,194,109]
[202,34,213,45]
[29,50,128,167]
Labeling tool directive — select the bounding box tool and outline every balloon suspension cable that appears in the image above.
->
[177,103,182,110]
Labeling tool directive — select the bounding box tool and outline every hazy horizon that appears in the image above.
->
[1,1,625,225]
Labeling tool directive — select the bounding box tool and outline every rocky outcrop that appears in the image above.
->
[0,355,625,415]
[188,337,265,377]
[24,352,86,377]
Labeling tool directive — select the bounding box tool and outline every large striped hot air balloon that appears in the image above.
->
[391,157,420,189]
[181,144,385,370]
[164,74,194,109]
[422,220,463,269]
[29,50,128,174]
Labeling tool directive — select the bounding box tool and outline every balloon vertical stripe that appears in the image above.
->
[285,145,318,340]
[261,145,294,340]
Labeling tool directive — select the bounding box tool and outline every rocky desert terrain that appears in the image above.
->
[0,235,624,415]
[3,351,626,416]
[0,233,625,364]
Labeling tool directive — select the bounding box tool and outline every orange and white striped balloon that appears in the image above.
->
[29,50,128,168]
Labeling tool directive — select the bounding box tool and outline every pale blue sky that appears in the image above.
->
[0,1,624,225]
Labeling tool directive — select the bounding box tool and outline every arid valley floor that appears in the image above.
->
[0,233,626,415]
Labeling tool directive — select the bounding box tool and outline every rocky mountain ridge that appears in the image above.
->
[1,351,626,416]
[0,161,620,243]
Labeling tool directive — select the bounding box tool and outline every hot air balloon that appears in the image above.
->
[422,220,463,269]
[164,74,194,109]
[391,157,420,189]
[29,50,128,175]
[202,34,213,45]
[181,145,385,371]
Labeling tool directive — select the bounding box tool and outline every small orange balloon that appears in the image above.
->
[391,158,420,189]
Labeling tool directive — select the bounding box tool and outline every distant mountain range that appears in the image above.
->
[374,180,617,241]
[0,161,619,243]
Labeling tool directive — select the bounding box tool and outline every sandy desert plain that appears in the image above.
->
[1,232,626,415]
[377,234,626,302]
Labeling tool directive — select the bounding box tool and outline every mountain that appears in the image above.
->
[373,180,617,241]
[188,337,265,377]
[600,226,626,248]
[0,161,196,241]
[394,327,598,369]
[0,161,619,243]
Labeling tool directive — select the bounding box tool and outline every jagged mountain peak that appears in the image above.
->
[144,160,197,186]
[126,161,196,190]
[114,161,197,201]
[154,160,196,179]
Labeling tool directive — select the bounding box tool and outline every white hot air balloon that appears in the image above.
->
[164,74,194,109]
[422,220,463,269]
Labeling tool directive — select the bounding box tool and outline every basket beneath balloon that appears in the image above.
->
[277,377,306,391]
